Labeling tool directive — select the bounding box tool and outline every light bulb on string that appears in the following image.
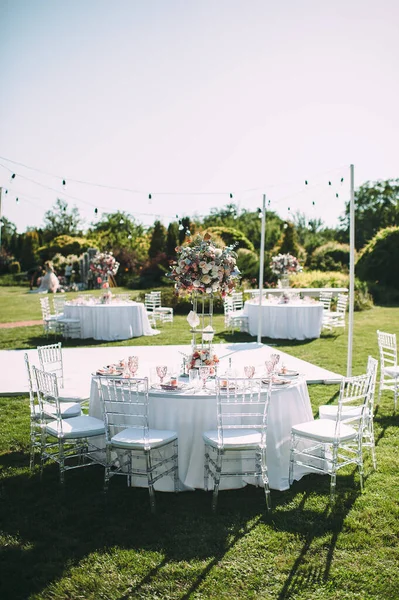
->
[229,193,233,199]
[16,197,19,203]
[62,179,66,186]
[11,173,16,180]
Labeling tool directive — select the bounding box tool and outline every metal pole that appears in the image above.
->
[257,194,266,344]
[347,164,355,376]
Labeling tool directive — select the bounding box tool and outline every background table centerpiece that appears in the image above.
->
[270,253,302,288]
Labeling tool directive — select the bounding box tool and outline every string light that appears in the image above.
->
[62,179,66,186]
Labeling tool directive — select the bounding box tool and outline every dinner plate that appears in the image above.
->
[151,383,186,392]
[277,370,299,378]
[96,367,124,376]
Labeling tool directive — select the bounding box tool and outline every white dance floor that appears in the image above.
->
[0,342,343,396]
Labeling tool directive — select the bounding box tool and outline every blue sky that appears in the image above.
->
[1,0,398,232]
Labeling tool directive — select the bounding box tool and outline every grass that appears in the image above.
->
[0,286,399,599]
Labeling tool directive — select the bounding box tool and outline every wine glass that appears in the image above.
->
[265,354,280,378]
[199,366,211,390]
[244,365,255,379]
[156,365,168,385]
[128,356,139,376]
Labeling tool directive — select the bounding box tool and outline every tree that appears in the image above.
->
[0,217,17,252]
[149,220,167,259]
[340,179,399,250]
[178,217,192,245]
[292,211,337,265]
[19,229,40,270]
[166,222,179,260]
[204,226,254,251]
[88,211,146,253]
[276,222,300,257]
[42,199,83,242]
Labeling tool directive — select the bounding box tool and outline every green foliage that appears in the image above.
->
[148,220,167,258]
[19,229,40,270]
[275,221,301,257]
[166,221,179,259]
[9,261,21,274]
[341,179,399,249]
[38,234,91,261]
[236,248,259,281]
[42,198,83,242]
[0,216,17,252]
[88,211,146,255]
[290,270,373,311]
[310,242,351,272]
[356,226,399,289]
[205,226,254,251]
[293,211,338,265]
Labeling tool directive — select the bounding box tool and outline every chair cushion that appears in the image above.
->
[46,416,105,439]
[319,405,363,421]
[291,419,357,442]
[110,428,177,450]
[203,428,263,450]
[383,366,399,378]
[43,401,81,419]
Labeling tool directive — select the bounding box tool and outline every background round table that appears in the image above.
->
[243,300,324,340]
[64,301,157,341]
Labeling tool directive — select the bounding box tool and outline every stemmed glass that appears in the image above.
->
[156,365,168,385]
[265,354,280,378]
[128,356,139,376]
[199,366,211,391]
[244,365,255,379]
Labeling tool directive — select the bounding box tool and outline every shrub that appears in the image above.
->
[236,248,259,281]
[309,242,351,272]
[9,261,21,274]
[205,226,254,251]
[356,226,399,289]
[289,270,373,311]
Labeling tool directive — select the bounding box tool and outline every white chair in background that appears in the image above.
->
[322,293,348,331]
[39,296,62,336]
[318,356,378,469]
[319,290,333,312]
[150,291,174,323]
[95,375,179,513]
[37,342,90,405]
[32,366,105,484]
[203,377,273,512]
[144,293,159,327]
[52,295,67,317]
[377,330,399,411]
[289,371,372,503]
[224,293,249,333]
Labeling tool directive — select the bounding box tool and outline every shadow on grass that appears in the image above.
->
[0,450,367,600]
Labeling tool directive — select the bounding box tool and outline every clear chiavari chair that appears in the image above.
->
[290,371,372,503]
[318,356,378,469]
[203,376,273,512]
[377,330,399,411]
[37,342,90,406]
[95,375,179,513]
[32,366,105,484]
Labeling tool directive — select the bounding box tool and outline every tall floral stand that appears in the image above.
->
[279,275,290,289]
[183,293,218,376]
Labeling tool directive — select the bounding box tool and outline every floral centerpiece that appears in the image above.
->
[100,282,113,304]
[270,253,302,276]
[188,347,219,375]
[89,252,120,284]
[168,233,240,297]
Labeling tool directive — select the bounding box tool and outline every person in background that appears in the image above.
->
[65,263,73,286]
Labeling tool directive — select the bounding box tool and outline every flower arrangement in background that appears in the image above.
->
[89,252,120,280]
[270,253,302,276]
[100,282,113,304]
[169,234,241,296]
[188,347,219,374]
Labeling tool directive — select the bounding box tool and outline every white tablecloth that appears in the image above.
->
[64,302,158,341]
[89,377,313,492]
[243,300,323,340]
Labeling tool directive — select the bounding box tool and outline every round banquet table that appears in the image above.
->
[243,300,324,340]
[89,377,313,492]
[64,301,158,341]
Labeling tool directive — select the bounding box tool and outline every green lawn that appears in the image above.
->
[0,287,398,599]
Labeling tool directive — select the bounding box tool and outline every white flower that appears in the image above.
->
[202,274,212,284]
